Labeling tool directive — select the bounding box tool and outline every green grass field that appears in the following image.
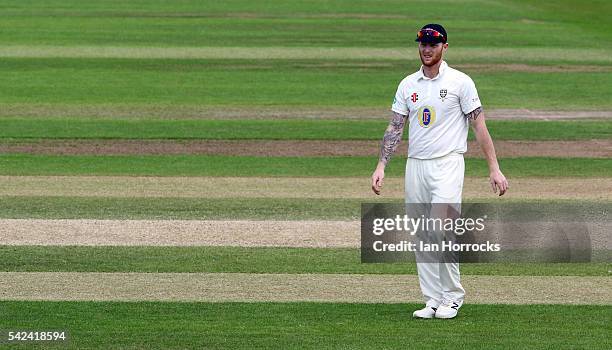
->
[1,0,610,349]
[0,301,609,350]
[0,154,608,177]
[0,119,609,140]
[0,197,606,220]
[0,0,610,48]
[0,0,610,112]
[0,58,611,109]
[0,246,608,276]
[0,197,364,220]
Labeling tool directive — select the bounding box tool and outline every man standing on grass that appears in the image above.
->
[370,24,508,319]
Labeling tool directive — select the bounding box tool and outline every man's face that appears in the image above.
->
[418,42,447,67]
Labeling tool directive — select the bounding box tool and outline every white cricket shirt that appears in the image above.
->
[391,61,481,159]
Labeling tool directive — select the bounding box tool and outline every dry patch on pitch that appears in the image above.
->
[0,272,609,305]
[0,176,609,200]
[188,12,410,20]
[0,139,608,158]
[0,219,358,248]
[0,103,389,120]
[455,63,612,73]
[1,46,611,63]
[57,12,410,20]
[2,218,609,251]
[0,103,609,120]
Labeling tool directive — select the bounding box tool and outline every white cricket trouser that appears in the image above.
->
[405,152,466,307]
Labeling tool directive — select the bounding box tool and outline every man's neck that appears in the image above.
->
[422,60,443,79]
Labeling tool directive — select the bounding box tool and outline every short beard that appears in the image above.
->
[419,51,442,67]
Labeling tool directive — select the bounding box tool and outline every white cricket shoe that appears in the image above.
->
[435,299,461,319]
[412,306,437,319]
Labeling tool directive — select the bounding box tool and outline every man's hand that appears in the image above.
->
[489,169,508,196]
[371,164,385,195]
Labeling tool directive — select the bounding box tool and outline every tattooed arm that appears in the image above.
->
[468,107,509,196]
[465,106,482,121]
[371,111,408,195]
[379,111,408,165]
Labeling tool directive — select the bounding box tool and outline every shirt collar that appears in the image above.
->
[418,60,447,81]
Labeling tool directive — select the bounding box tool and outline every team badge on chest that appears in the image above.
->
[417,105,436,128]
[439,89,447,102]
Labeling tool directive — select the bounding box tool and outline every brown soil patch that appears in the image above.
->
[0,272,609,304]
[484,109,611,120]
[477,140,611,158]
[455,63,612,73]
[214,12,410,20]
[0,139,608,158]
[1,219,608,251]
[0,104,609,120]
[2,46,610,63]
[0,219,358,248]
[0,176,609,200]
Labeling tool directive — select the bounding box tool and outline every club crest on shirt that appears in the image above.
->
[417,105,436,128]
[439,89,447,101]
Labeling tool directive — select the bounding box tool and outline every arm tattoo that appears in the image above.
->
[465,106,483,121]
[379,111,407,165]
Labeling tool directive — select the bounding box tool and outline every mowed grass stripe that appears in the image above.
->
[0,197,362,220]
[0,119,609,141]
[0,301,609,350]
[1,246,608,276]
[0,154,609,177]
[1,272,610,305]
[2,0,611,49]
[1,58,612,109]
[0,197,608,220]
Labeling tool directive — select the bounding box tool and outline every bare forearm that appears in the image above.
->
[468,108,508,195]
[470,112,500,173]
[378,111,407,167]
[476,129,500,172]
